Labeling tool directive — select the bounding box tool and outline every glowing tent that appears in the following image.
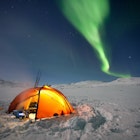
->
[8,85,74,119]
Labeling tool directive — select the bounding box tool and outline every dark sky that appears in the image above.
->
[0,0,140,85]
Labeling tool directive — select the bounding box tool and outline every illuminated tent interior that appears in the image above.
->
[8,85,75,119]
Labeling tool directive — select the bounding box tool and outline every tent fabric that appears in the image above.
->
[8,85,74,119]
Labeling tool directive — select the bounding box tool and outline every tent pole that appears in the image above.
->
[35,86,43,120]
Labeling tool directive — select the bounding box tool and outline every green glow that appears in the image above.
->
[59,0,130,78]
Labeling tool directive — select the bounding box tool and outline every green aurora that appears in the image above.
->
[59,0,130,78]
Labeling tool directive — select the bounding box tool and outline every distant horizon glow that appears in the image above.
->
[59,0,131,78]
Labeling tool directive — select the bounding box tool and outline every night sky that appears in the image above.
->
[0,0,140,85]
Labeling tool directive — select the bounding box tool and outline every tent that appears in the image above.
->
[8,85,74,119]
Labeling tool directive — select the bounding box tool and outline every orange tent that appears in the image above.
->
[8,85,74,119]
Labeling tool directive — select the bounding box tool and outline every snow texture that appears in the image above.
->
[0,77,140,140]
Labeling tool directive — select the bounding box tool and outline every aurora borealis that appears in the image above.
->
[59,0,130,78]
[0,0,139,84]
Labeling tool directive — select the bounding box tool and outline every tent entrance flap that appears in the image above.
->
[28,102,38,113]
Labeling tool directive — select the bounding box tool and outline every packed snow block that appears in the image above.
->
[69,104,107,131]
[76,104,96,121]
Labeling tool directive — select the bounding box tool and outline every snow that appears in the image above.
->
[0,77,140,140]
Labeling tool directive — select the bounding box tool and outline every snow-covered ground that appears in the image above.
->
[0,77,140,140]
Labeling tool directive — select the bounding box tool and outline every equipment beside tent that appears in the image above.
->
[8,85,75,119]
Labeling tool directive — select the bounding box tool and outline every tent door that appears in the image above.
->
[28,102,38,113]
